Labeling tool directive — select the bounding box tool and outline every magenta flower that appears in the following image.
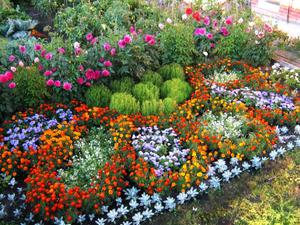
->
[34,44,42,51]
[206,33,213,39]
[19,45,26,54]
[144,34,156,46]
[225,16,233,25]
[123,35,132,44]
[91,37,98,45]
[86,33,94,41]
[44,70,53,76]
[8,82,16,89]
[63,82,72,91]
[0,71,14,83]
[85,82,91,87]
[102,70,110,77]
[77,77,84,85]
[45,53,53,60]
[118,39,126,49]
[58,48,65,54]
[41,50,46,57]
[78,65,84,72]
[46,79,54,86]
[54,80,61,87]
[8,55,15,62]
[103,60,112,67]
[38,64,44,71]
[99,57,105,63]
[204,16,210,26]
[210,43,216,48]
[130,26,136,34]
[110,48,116,56]
[103,43,111,51]
[194,28,206,36]
[85,69,95,80]
[220,27,229,36]
[213,20,218,29]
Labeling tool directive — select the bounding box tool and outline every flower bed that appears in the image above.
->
[0,59,299,225]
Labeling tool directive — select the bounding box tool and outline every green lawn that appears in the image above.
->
[146,149,300,225]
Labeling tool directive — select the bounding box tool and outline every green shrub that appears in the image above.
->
[110,77,135,94]
[158,63,185,81]
[141,99,164,116]
[141,70,163,87]
[110,92,140,114]
[85,84,112,107]
[132,82,160,102]
[161,78,192,103]
[163,97,177,114]
[159,23,196,65]
[14,66,49,108]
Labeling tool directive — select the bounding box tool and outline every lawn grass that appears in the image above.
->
[146,149,300,225]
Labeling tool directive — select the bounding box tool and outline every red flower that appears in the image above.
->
[193,11,201,22]
[185,8,193,15]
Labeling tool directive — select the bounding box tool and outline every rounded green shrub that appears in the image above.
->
[158,63,185,81]
[132,82,160,102]
[141,70,163,87]
[110,92,140,114]
[163,98,177,114]
[85,84,112,107]
[141,99,164,116]
[110,77,135,94]
[14,66,49,108]
[161,78,192,103]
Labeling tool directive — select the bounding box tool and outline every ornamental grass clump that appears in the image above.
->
[85,84,112,107]
[141,70,163,87]
[161,78,192,103]
[110,77,135,94]
[163,97,177,114]
[141,99,164,116]
[158,63,185,81]
[110,92,140,114]
[132,82,160,102]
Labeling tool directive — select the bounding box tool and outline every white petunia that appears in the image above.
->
[125,187,139,200]
[95,218,106,225]
[222,170,232,182]
[164,197,176,211]
[209,176,221,189]
[132,212,144,225]
[107,209,119,223]
[118,205,129,216]
[143,208,154,219]
[139,193,151,207]
[129,199,139,209]
[151,193,161,203]
[154,202,164,212]
[177,192,188,204]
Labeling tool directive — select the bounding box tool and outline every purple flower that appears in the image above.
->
[8,55,15,62]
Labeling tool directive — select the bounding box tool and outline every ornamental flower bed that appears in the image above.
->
[0,59,299,225]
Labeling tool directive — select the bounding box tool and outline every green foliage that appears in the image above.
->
[141,99,164,116]
[110,77,134,94]
[110,92,140,114]
[159,23,197,65]
[158,63,185,81]
[161,78,192,103]
[0,0,11,9]
[14,66,49,108]
[0,7,30,24]
[85,84,112,107]
[132,82,160,102]
[162,97,177,114]
[141,70,163,87]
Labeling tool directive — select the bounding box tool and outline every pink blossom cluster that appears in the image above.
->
[46,79,72,91]
[0,71,15,88]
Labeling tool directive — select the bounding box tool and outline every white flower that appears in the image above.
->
[129,199,139,209]
[0,205,6,219]
[251,156,262,169]
[19,61,24,67]
[132,212,144,224]
[154,202,164,212]
[164,197,176,210]
[158,23,165,30]
[54,217,66,225]
[122,222,132,225]
[192,207,198,211]
[287,142,294,150]
[269,150,278,160]
[89,214,95,221]
[209,176,221,189]
[116,197,123,206]
[9,177,16,186]
[295,125,300,135]
[0,194,4,200]
[151,193,161,203]
[187,187,199,199]
[203,51,208,57]
[277,147,286,155]
[199,182,208,192]
[207,165,216,177]
[230,157,239,166]
[182,14,188,20]
[107,209,118,223]
[249,21,255,27]
[125,187,139,200]
[101,205,109,213]
[139,193,151,207]
[25,213,34,222]
[34,57,40,63]
[13,208,22,217]
[117,205,129,216]
[295,138,300,147]
[177,192,188,204]
[10,66,17,72]
[222,170,232,182]
[281,126,289,134]
[166,18,172,24]
[143,208,154,219]
[214,159,228,173]
[231,167,242,177]
[74,42,80,49]
[238,18,244,24]
[95,218,106,225]
[77,214,86,223]
[7,193,15,201]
